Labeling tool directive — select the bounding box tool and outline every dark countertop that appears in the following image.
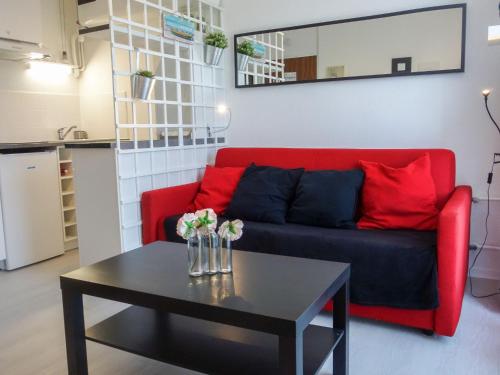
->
[0,142,60,154]
[0,137,226,153]
[64,139,116,149]
[0,140,116,154]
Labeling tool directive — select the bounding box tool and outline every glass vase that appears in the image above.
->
[187,236,203,277]
[200,232,220,274]
[220,238,232,273]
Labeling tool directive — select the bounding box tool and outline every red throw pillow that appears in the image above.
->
[193,165,245,214]
[357,153,439,230]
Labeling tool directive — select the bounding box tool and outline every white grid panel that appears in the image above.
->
[108,0,226,251]
[238,32,285,85]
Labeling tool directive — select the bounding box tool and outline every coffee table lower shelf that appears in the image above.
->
[85,305,343,375]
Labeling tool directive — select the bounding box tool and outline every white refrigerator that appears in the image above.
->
[0,150,64,270]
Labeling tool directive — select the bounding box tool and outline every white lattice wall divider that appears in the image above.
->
[108,0,226,251]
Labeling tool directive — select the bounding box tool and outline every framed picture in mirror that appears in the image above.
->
[392,57,412,75]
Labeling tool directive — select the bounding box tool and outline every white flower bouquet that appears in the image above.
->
[176,208,244,276]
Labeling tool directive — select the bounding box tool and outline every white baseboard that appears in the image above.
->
[469,245,500,280]
[470,268,500,280]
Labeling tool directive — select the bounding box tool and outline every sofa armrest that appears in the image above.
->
[141,182,201,245]
[434,185,472,336]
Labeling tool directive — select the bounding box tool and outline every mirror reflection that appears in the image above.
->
[235,5,465,87]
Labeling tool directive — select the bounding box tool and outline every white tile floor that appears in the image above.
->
[0,250,499,375]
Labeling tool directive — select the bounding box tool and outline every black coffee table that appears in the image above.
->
[60,241,350,375]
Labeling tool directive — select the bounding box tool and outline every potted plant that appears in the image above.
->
[204,31,228,66]
[236,40,254,71]
[132,70,156,101]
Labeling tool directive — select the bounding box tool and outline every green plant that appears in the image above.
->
[136,70,154,78]
[205,31,228,49]
[237,40,254,57]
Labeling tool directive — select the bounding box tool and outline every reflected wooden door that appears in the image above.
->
[284,56,317,81]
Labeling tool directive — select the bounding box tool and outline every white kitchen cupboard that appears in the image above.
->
[0,150,64,270]
[0,0,42,44]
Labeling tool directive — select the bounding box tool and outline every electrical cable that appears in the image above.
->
[468,156,500,298]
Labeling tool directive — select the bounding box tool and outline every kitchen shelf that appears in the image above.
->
[57,146,78,251]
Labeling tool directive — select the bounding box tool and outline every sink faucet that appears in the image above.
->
[57,126,77,140]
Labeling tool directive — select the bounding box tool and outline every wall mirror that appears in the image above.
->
[234,4,466,88]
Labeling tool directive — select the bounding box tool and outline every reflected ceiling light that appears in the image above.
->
[488,25,500,43]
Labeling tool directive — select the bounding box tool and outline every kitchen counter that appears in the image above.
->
[0,139,116,154]
[0,142,59,154]
[0,136,226,153]
[63,139,116,149]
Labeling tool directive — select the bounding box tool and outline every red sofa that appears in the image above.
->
[141,148,472,337]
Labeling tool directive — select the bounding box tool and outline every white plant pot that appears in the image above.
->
[204,44,224,66]
[237,53,250,71]
[132,75,156,101]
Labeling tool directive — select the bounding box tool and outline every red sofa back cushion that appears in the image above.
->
[357,153,439,230]
[215,148,455,209]
[193,165,245,214]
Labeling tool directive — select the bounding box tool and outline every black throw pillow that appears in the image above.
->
[226,164,304,224]
[287,169,364,229]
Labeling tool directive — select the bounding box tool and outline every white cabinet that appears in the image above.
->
[72,148,121,266]
[78,0,109,28]
[0,0,42,44]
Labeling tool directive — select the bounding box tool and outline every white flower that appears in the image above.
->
[176,213,198,240]
[195,208,217,235]
[218,219,244,241]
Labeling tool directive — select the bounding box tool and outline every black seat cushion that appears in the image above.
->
[164,215,438,310]
[287,169,364,229]
[225,164,304,224]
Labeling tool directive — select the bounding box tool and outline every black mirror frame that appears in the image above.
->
[233,3,466,89]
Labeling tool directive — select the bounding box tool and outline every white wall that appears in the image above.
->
[284,28,318,59]
[223,0,500,278]
[224,0,500,199]
[317,8,463,78]
[0,0,80,142]
[79,37,116,139]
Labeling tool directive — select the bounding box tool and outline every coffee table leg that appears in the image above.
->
[279,331,303,375]
[62,288,88,375]
[333,279,349,375]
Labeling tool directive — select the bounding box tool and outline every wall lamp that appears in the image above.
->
[207,104,232,138]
